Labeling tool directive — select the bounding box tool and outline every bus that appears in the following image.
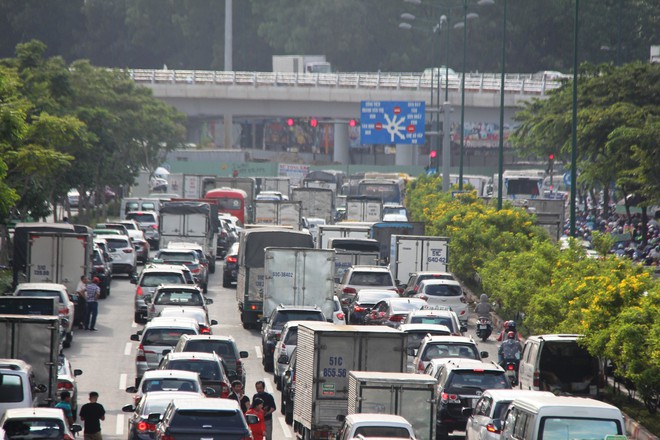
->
[204,187,247,224]
[236,229,314,328]
[357,178,405,205]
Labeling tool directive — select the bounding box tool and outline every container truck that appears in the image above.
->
[293,322,407,440]
[0,314,61,407]
[237,229,314,329]
[254,200,303,230]
[12,223,93,294]
[346,196,383,222]
[158,200,220,273]
[370,222,426,262]
[389,235,450,285]
[317,224,373,250]
[291,188,335,225]
[263,248,336,320]
[347,371,437,440]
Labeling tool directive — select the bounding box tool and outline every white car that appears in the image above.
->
[124,369,207,404]
[413,334,487,374]
[14,283,75,348]
[332,295,346,325]
[413,279,468,324]
[96,234,137,275]
[273,321,304,390]
[118,219,146,242]
[1,408,82,440]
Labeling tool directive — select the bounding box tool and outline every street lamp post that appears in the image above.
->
[496,0,507,210]
[570,0,579,237]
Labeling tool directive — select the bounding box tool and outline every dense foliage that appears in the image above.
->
[0,0,657,73]
[407,174,659,409]
[0,40,186,222]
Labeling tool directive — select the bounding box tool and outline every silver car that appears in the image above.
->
[131,264,192,324]
[130,317,199,387]
[97,234,137,275]
[146,285,212,321]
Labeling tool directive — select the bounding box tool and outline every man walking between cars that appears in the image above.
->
[253,380,276,440]
[228,380,250,413]
[84,277,101,331]
[79,391,105,440]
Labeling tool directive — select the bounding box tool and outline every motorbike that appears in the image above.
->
[475,317,492,341]
[504,360,519,386]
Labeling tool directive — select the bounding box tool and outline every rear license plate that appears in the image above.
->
[478,324,487,329]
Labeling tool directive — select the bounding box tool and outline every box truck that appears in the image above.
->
[389,235,450,285]
[317,224,373,250]
[254,200,303,230]
[291,187,335,225]
[346,196,383,222]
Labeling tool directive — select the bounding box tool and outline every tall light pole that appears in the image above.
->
[570,0,579,237]
[496,0,507,210]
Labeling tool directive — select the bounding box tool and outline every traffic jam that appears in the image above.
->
[1,172,625,440]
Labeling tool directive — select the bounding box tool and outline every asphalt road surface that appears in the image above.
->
[64,259,501,440]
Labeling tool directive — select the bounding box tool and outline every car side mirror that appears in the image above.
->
[210,320,218,326]
[162,349,171,356]
[70,425,83,433]
[460,325,468,333]
[239,351,249,359]
[122,404,135,413]
[277,354,289,364]
[205,298,214,305]
[34,383,48,393]
[336,414,346,422]
[74,369,83,376]
[260,317,268,323]
[461,407,473,417]
[130,276,137,284]
[245,414,259,425]
[125,386,138,393]
[130,334,140,341]
[406,348,417,357]
[480,351,489,359]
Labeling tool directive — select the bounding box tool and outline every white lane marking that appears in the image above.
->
[278,417,293,438]
[116,414,124,435]
[255,345,263,359]
[119,373,127,390]
[263,377,274,394]
[124,342,132,356]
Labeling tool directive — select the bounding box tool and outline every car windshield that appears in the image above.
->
[406,331,449,349]
[272,311,324,329]
[141,399,173,415]
[157,252,196,262]
[283,329,298,345]
[423,284,462,296]
[143,329,197,346]
[154,291,202,306]
[183,341,236,361]
[127,213,156,223]
[106,238,129,248]
[356,291,398,303]
[141,379,198,393]
[409,316,454,329]
[446,371,510,392]
[3,418,65,439]
[422,343,479,361]
[141,273,185,287]
[166,360,220,381]
[391,301,426,313]
[171,410,244,428]
[349,272,393,286]
[16,291,61,300]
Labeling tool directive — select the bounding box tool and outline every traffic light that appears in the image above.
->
[309,118,318,128]
[349,119,357,127]
[548,153,555,174]
[286,118,295,127]
[429,149,438,170]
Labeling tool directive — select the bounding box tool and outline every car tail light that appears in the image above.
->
[137,286,143,296]
[342,287,357,294]
[280,343,286,352]
[60,307,69,315]
[123,248,133,253]
[137,421,157,432]
[236,359,243,376]
[418,361,425,373]
[226,256,237,263]
[486,423,500,434]
[336,312,344,320]
[533,371,540,388]
[441,392,460,403]
[200,326,211,334]
[507,363,516,371]
[389,314,405,322]
[396,287,404,294]
[64,434,74,440]
[161,435,175,440]
[353,306,365,313]
[413,284,420,292]
[220,382,230,398]
[58,381,73,390]
[136,344,147,362]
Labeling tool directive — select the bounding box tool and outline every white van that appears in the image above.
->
[501,395,625,440]
[518,334,602,397]
[120,197,161,220]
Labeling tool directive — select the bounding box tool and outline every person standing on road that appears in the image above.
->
[79,391,105,440]
[253,381,276,440]
[245,398,265,440]
[84,277,101,331]
[228,380,250,413]
[75,276,89,329]
[55,391,74,426]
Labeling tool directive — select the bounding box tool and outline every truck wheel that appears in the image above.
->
[280,394,286,414]
[63,332,72,348]
[134,312,144,324]
[264,358,274,373]
[285,400,294,425]
[209,260,216,274]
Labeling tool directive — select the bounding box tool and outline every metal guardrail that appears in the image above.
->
[128,69,563,95]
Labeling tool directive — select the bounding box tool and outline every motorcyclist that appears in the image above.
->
[496,320,522,341]
[498,331,522,367]
[474,294,493,318]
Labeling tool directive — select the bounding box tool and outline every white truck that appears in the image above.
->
[263,248,335,320]
[346,196,383,222]
[389,235,450,285]
[273,55,331,74]
[158,200,219,273]
[254,200,303,230]
[12,223,93,294]
[317,223,373,249]
[293,322,407,440]
[256,177,291,198]
[327,238,381,283]
[0,314,61,407]
[291,188,335,225]
[347,371,438,440]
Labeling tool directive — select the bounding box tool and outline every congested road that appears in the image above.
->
[64,259,501,440]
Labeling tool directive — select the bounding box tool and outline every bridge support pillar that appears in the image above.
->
[224,114,233,148]
[395,145,416,166]
[333,122,349,164]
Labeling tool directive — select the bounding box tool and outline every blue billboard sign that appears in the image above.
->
[360,101,426,145]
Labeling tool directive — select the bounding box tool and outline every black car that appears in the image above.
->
[155,398,258,440]
[222,242,239,288]
[91,247,112,298]
[346,289,399,324]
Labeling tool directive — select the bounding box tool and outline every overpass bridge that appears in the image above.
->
[130,69,562,166]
